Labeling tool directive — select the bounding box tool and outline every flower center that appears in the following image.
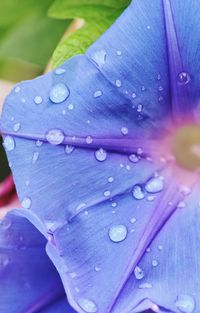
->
[173,125,200,171]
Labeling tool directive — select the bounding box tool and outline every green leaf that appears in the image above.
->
[48,0,131,67]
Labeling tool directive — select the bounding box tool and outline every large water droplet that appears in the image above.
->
[3,136,15,152]
[134,266,145,280]
[46,129,65,145]
[178,72,191,86]
[78,298,97,313]
[92,50,106,67]
[132,185,145,200]
[109,225,128,243]
[49,83,69,103]
[21,197,32,209]
[175,294,195,313]
[95,148,107,162]
[145,177,164,193]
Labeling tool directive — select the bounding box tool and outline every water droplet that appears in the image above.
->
[78,298,97,313]
[0,217,12,230]
[14,86,20,93]
[0,255,9,270]
[109,225,128,243]
[36,140,43,147]
[75,203,86,212]
[152,259,159,267]
[132,93,137,99]
[137,104,143,113]
[145,177,164,193]
[178,72,191,86]
[32,152,39,164]
[108,176,114,183]
[130,217,137,224]
[138,283,152,289]
[111,202,117,208]
[46,129,65,145]
[69,272,77,278]
[134,266,145,280]
[34,96,43,104]
[92,50,107,67]
[116,80,122,87]
[132,185,145,200]
[177,201,186,209]
[129,154,139,163]
[86,136,93,144]
[65,145,75,154]
[21,197,32,209]
[121,127,128,135]
[49,83,69,103]
[3,136,15,152]
[13,122,21,132]
[55,68,66,75]
[175,294,195,313]
[158,245,163,251]
[95,148,107,162]
[104,190,111,197]
[68,103,74,110]
[116,50,122,56]
[94,90,102,98]
[94,266,101,272]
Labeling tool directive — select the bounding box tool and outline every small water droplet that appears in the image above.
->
[14,86,20,93]
[92,50,107,67]
[95,148,107,162]
[121,127,128,135]
[137,104,143,113]
[108,176,114,183]
[0,255,9,270]
[13,122,21,132]
[115,80,122,87]
[3,136,15,152]
[116,50,122,56]
[138,283,152,289]
[78,298,97,313]
[32,152,39,164]
[134,266,145,280]
[34,96,43,104]
[65,145,75,154]
[145,177,164,193]
[132,93,137,99]
[36,140,43,147]
[104,190,111,197]
[55,68,66,75]
[86,136,93,144]
[175,294,195,313]
[178,72,191,86]
[177,201,186,209]
[49,83,69,103]
[109,225,128,243]
[130,217,137,224]
[94,90,102,98]
[68,103,74,110]
[111,202,117,208]
[158,245,163,251]
[21,197,32,209]
[94,266,101,272]
[129,154,139,163]
[152,259,159,267]
[132,185,145,200]
[46,129,65,145]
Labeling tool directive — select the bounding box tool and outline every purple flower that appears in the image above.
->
[1,0,200,312]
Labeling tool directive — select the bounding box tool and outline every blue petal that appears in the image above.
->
[0,210,75,313]
[110,181,200,313]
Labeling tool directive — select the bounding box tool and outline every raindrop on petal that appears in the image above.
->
[3,136,15,152]
[95,148,107,162]
[132,185,145,200]
[21,197,32,209]
[94,90,102,98]
[145,177,164,193]
[55,68,66,75]
[46,129,65,145]
[175,294,195,313]
[109,225,128,243]
[34,96,43,104]
[92,50,107,67]
[178,72,191,86]
[121,127,129,135]
[49,83,69,103]
[138,283,153,289]
[78,298,97,313]
[134,266,145,280]
[13,122,21,132]
[65,145,75,154]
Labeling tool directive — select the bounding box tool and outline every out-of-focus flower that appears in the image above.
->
[1,1,200,313]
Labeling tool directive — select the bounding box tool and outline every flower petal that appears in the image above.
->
[0,210,74,312]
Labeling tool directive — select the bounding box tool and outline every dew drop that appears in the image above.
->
[134,266,145,280]
[78,298,97,313]
[129,154,139,163]
[0,255,9,270]
[34,96,43,104]
[137,103,143,113]
[130,217,137,224]
[92,50,107,67]
[3,136,15,152]
[115,80,122,87]
[175,294,195,313]
[68,103,74,110]
[94,90,102,98]
[145,177,164,193]
[13,122,21,132]
[21,197,32,209]
[116,50,122,56]
[109,225,128,243]
[14,86,20,93]
[138,283,152,289]
[132,185,145,200]
[132,93,137,99]
[32,152,39,164]
[178,72,191,86]
[121,127,128,135]
[108,176,114,183]
[65,145,75,154]
[152,259,159,267]
[86,136,93,144]
[95,148,107,162]
[55,68,66,75]
[46,129,65,145]
[36,140,43,147]
[104,190,111,197]
[94,266,101,272]
[49,83,69,103]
